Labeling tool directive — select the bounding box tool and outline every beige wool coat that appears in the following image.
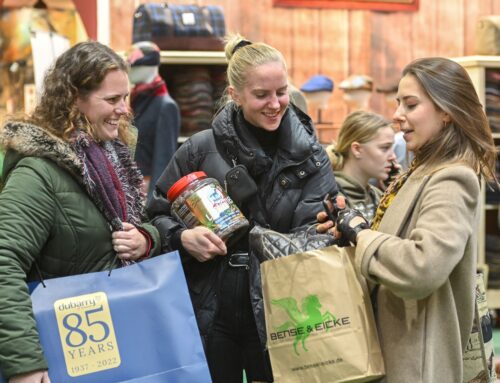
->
[354,164,480,383]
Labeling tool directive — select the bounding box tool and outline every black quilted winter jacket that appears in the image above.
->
[146,102,338,348]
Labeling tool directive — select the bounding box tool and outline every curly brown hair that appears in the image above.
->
[29,41,132,144]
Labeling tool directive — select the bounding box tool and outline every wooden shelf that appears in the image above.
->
[487,288,500,309]
[485,204,500,211]
[455,56,500,309]
[159,50,226,65]
[452,55,500,69]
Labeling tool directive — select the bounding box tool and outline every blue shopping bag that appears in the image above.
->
[0,251,211,383]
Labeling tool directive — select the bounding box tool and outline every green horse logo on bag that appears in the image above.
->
[271,294,342,356]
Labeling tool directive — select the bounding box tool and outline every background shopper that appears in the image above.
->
[326,110,396,223]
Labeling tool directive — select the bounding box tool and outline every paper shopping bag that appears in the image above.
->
[463,273,496,383]
[0,252,211,383]
[261,245,385,383]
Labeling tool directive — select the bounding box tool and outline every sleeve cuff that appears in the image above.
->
[137,227,153,259]
[171,228,186,251]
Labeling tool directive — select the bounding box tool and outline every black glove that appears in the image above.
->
[336,208,369,245]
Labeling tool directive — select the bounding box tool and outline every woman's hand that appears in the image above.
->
[181,226,227,262]
[112,222,148,261]
[316,195,347,235]
[336,208,369,245]
[9,370,51,383]
[380,159,402,189]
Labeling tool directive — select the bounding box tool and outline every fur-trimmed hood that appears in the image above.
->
[0,121,81,181]
[0,120,145,228]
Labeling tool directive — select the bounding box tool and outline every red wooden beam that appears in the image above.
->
[273,0,419,12]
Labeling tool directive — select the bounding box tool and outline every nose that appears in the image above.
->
[387,148,396,162]
[115,99,128,115]
[269,94,280,109]
[393,103,405,123]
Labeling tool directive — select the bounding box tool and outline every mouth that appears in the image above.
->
[263,110,281,119]
[401,129,414,139]
[105,119,119,127]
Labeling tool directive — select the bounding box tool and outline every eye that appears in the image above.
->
[405,103,417,110]
[255,93,266,99]
[106,96,121,104]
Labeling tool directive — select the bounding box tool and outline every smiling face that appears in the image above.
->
[76,69,130,142]
[230,61,289,131]
[355,126,396,181]
[393,74,448,152]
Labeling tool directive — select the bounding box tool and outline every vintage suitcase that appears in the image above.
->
[132,3,225,51]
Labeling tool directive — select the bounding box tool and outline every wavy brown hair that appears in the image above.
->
[403,57,496,181]
[28,41,132,144]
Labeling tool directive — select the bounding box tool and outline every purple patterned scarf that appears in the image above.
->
[71,131,145,231]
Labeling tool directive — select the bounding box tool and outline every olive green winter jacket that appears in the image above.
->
[0,121,160,379]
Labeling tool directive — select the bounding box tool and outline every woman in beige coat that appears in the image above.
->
[319,57,497,382]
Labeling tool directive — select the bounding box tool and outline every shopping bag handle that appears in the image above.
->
[31,253,119,288]
[33,260,47,288]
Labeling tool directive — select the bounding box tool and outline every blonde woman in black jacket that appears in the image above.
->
[147,34,338,383]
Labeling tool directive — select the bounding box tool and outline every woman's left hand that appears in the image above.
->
[112,222,148,261]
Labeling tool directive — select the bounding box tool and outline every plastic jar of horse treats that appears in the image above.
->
[167,171,249,245]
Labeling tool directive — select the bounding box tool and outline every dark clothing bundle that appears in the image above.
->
[486,70,500,132]
[174,67,213,134]
[147,102,338,381]
[169,66,224,135]
[131,76,180,199]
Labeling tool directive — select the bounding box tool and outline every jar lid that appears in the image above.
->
[167,171,207,202]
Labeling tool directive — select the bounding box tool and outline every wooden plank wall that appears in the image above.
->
[111,0,500,142]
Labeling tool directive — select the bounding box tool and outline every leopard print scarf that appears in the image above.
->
[371,161,418,231]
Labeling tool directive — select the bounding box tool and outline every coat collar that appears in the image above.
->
[0,121,81,181]
[377,171,430,235]
[212,102,317,175]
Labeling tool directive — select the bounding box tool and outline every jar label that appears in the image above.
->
[185,184,244,234]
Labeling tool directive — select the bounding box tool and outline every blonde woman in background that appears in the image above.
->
[326,110,396,223]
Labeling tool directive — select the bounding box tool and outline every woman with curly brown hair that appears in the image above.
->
[0,41,160,382]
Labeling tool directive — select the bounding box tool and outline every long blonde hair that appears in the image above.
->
[327,111,391,170]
